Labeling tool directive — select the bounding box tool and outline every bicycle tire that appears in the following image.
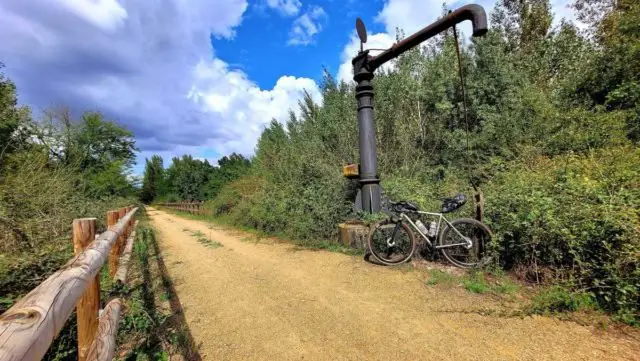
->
[367,219,416,266]
[438,218,492,268]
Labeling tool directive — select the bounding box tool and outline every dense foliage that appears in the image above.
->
[0,63,137,297]
[143,0,639,322]
[141,152,251,203]
[0,62,140,358]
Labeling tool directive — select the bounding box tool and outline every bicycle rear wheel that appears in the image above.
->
[438,218,492,268]
[368,219,416,265]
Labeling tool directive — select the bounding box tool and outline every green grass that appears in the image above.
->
[425,269,457,286]
[492,278,521,296]
[462,272,491,294]
[291,240,363,256]
[191,230,205,238]
[425,269,521,296]
[530,286,595,314]
[196,237,223,249]
[178,225,223,249]
[159,206,363,256]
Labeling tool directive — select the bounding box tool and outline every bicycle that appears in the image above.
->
[367,194,492,268]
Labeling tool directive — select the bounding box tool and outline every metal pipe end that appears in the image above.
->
[461,4,488,37]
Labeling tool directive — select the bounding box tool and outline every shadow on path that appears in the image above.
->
[149,229,203,361]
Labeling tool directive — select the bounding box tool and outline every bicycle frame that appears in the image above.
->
[399,211,471,249]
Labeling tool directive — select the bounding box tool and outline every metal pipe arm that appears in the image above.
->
[368,4,487,70]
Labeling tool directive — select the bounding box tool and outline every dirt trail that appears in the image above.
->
[146,207,639,361]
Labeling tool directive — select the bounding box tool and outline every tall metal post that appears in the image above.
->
[349,4,488,214]
[352,51,381,213]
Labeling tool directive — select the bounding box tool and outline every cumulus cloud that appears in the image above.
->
[337,32,395,83]
[337,0,580,85]
[376,0,457,35]
[266,0,302,17]
[187,59,321,156]
[58,0,128,32]
[288,6,327,46]
[0,0,320,170]
[377,0,581,37]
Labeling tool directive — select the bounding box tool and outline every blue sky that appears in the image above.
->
[0,0,576,175]
[213,0,386,89]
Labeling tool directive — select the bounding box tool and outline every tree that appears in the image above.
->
[140,155,165,203]
[573,0,640,139]
[29,108,138,198]
[0,65,30,164]
[203,153,251,198]
[164,155,214,201]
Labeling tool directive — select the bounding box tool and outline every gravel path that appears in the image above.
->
[147,207,639,361]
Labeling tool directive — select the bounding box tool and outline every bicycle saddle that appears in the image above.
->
[441,193,467,213]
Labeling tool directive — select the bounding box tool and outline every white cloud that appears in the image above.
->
[376,0,584,37]
[551,0,586,28]
[336,0,584,84]
[58,0,128,32]
[0,0,321,174]
[376,0,451,35]
[337,32,395,83]
[288,6,327,46]
[188,59,321,155]
[266,0,302,16]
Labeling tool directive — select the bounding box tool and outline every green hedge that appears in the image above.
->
[485,146,640,323]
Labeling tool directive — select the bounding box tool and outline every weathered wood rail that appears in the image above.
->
[158,202,212,216]
[0,206,139,361]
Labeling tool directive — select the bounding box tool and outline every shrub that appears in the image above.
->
[530,286,595,313]
[485,146,640,321]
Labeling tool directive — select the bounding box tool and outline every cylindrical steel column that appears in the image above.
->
[353,52,381,213]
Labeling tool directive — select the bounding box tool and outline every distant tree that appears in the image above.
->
[203,153,251,198]
[0,64,30,163]
[30,108,138,198]
[140,155,165,203]
[164,155,214,201]
[574,0,640,139]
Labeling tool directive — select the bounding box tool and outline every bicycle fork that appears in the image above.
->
[386,222,402,247]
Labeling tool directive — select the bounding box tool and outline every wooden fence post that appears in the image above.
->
[107,211,120,277]
[128,206,133,233]
[72,218,99,361]
[86,298,122,361]
[118,208,127,249]
[125,207,131,238]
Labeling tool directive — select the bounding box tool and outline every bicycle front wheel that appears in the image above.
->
[438,218,492,268]
[368,219,416,266]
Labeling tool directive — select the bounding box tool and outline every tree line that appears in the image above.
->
[0,77,137,249]
[139,153,251,203]
[0,65,140,356]
[141,0,639,323]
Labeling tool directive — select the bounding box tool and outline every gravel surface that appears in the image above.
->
[147,207,639,361]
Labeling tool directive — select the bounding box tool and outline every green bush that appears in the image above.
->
[530,286,595,313]
[485,146,640,321]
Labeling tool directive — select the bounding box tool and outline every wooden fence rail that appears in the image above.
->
[159,202,212,216]
[0,206,139,361]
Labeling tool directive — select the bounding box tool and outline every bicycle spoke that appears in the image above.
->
[439,219,491,268]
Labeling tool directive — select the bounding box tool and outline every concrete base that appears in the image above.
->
[338,221,370,249]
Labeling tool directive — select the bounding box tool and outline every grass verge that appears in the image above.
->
[157,207,361,256]
[115,209,201,360]
[425,269,520,297]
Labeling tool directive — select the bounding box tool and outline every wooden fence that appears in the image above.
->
[158,202,212,216]
[0,206,139,361]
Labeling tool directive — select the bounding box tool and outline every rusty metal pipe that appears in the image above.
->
[368,4,487,70]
